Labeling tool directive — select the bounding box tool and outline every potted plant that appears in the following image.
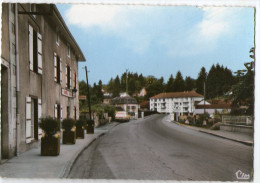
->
[39,117,60,156]
[62,118,76,144]
[76,119,86,139]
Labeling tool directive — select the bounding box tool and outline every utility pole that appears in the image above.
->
[204,81,206,114]
[126,69,128,112]
[85,66,94,134]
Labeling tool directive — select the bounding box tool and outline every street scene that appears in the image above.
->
[0,2,256,182]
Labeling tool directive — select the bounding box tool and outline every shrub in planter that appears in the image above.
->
[62,118,76,144]
[39,117,60,156]
[86,119,95,134]
[76,119,86,139]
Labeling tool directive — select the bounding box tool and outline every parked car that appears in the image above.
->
[115,111,130,122]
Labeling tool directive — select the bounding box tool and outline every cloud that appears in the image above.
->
[65,5,123,31]
[167,7,243,57]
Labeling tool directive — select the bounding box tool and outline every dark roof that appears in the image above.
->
[140,101,149,108]
[150,91,203,99]
[111,96,138,105]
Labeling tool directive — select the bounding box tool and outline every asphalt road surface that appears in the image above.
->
[68,114,253,181]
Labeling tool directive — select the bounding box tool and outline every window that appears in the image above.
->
[66,65,71,89]
[25,97,42,143]
[56,31,60,46]
[67,44,70,58]
[54,53,62,84]
[29,25,42,74]
[30,4,36,18]
[74,72,77,89]
[54,104,62,122]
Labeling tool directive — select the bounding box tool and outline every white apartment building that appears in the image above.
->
[150,91,204,119]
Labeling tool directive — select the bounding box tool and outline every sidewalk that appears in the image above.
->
[0,122,119,178]
[174,121,253,146]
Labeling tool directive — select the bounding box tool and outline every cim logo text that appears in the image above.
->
[235,170,250,180]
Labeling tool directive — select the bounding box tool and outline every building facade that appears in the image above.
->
[1,3,85,160]
[111,93,139,116]
[150,91,204,117]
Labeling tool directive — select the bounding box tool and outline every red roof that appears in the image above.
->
[150,91,203,99]
[140,101,149,107]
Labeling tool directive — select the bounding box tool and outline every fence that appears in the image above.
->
[222,115,253,126]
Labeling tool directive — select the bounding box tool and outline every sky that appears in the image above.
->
[57,4,254,85]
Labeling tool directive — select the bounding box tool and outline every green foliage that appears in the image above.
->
[196,67,207,95]
[104,105,116,119]
[62,118,75,131]
[231,47,254,115]
[173,71,185,92]
[76,119,86,129]
[184,76,195,91]
[39,117,60,137]
[166,74,174,92]
[196,113,210,126]
[206,64,235,99]
[92,104,105,119]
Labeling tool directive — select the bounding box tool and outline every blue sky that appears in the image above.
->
[57,4,254,85]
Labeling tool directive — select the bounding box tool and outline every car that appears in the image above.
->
[115,111,130,122]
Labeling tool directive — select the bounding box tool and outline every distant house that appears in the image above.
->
[111,93,139,115]
[194,99,232,116]
[150,91,204,119]
[103,93,113,105]
[140,101,149,111]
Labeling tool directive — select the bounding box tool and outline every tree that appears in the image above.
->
[112,75,121,97]
[166,74,174,92]
[196,67,207,95]
[232,47,255,115]
[173,71,185,92]
[184,76,195,91]
[206,64,235,99]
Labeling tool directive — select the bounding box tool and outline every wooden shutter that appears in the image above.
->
[65,64,68,88]
[38,98,42,139]
[60,58,62,84]
[26,96,32,143]
[29,25,33,71]
[74,73,77,89]
[70,67,72,89]
[54,104,57,118]
[37,33,42,74]
[71,71,74,89]
[54,52,57,82]
[60,105,63,121]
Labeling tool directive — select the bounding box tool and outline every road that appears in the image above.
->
[68,114,253,181]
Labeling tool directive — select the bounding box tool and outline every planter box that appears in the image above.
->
[41,136,60,156]
[76,127,85,139]
[63,130,76,144]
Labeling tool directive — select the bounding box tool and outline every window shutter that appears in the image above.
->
[38,98,42,139]
[65,64,68,88]
[74,73,77,89]
[54,104,57,118]
[60,105,63,121]
[71,71,74,89]
[29,25,33,71]
[60,58,62,84]
[37,33,42,74]
[70,67,72,89]
[54,52,57,82]
[26,96,32,143]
